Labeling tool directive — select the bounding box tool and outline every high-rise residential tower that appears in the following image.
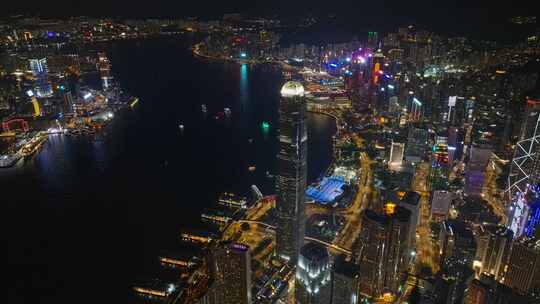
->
[275,81,307,264]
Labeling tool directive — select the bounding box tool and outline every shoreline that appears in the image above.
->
[194,40,343,182]
[191,42,296,70]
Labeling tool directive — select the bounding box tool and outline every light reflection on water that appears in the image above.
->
[3,37,338,304]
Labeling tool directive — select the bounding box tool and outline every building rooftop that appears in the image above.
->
[280,81,305,97]
[300,241,329,261]
[401,191,420,206]
[443,219,474,239]
[482,224,513,239]
[333,255,360,278]
[363,207,411,224]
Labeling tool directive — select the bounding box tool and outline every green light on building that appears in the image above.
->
[261,121,270,131]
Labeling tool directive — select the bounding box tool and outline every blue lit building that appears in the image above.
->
[508,184,540,239]
[305,176,346,205]
[524,185,540,238]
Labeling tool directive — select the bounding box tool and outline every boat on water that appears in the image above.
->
[0,153,21,168]
[129,97,139,108]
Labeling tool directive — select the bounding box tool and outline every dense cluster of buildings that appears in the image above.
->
[0,17,144,168]
[132,14,540,303]
[3,13,540,304]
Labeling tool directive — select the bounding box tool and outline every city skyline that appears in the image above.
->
[3,6,540,304]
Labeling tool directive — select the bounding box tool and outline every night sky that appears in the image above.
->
[2,0,536,39]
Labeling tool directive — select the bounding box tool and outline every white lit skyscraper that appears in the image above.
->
[295,242,332,304]
[507,99,540,197]
[275,81,307,264]
[29,58,53,97]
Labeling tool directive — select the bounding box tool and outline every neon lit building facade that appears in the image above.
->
[275,81,307,264]
[509,184,540,238]
[507,99,540,238]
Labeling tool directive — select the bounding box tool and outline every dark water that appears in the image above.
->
[4,37,336,304]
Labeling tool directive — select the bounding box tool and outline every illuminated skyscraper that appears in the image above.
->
[474,224,513,281]
[506,99,540,238]
[439,220,476,269]
[388,140,405,170]
[507,99,540,198]
[404,125,428,164]
[275,81,307,264]
[503,238,540,294]
[355,207,411,298]
[295,242,332,304]
[207,242,251,304]
[29,58,53,97]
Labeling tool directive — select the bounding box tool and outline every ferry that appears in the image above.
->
[0,153,21,168]
[129,97,139,108]
[218,192,248,209]
[21,133,48,159]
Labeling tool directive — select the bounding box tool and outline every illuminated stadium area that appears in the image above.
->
[306,176,347,204]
